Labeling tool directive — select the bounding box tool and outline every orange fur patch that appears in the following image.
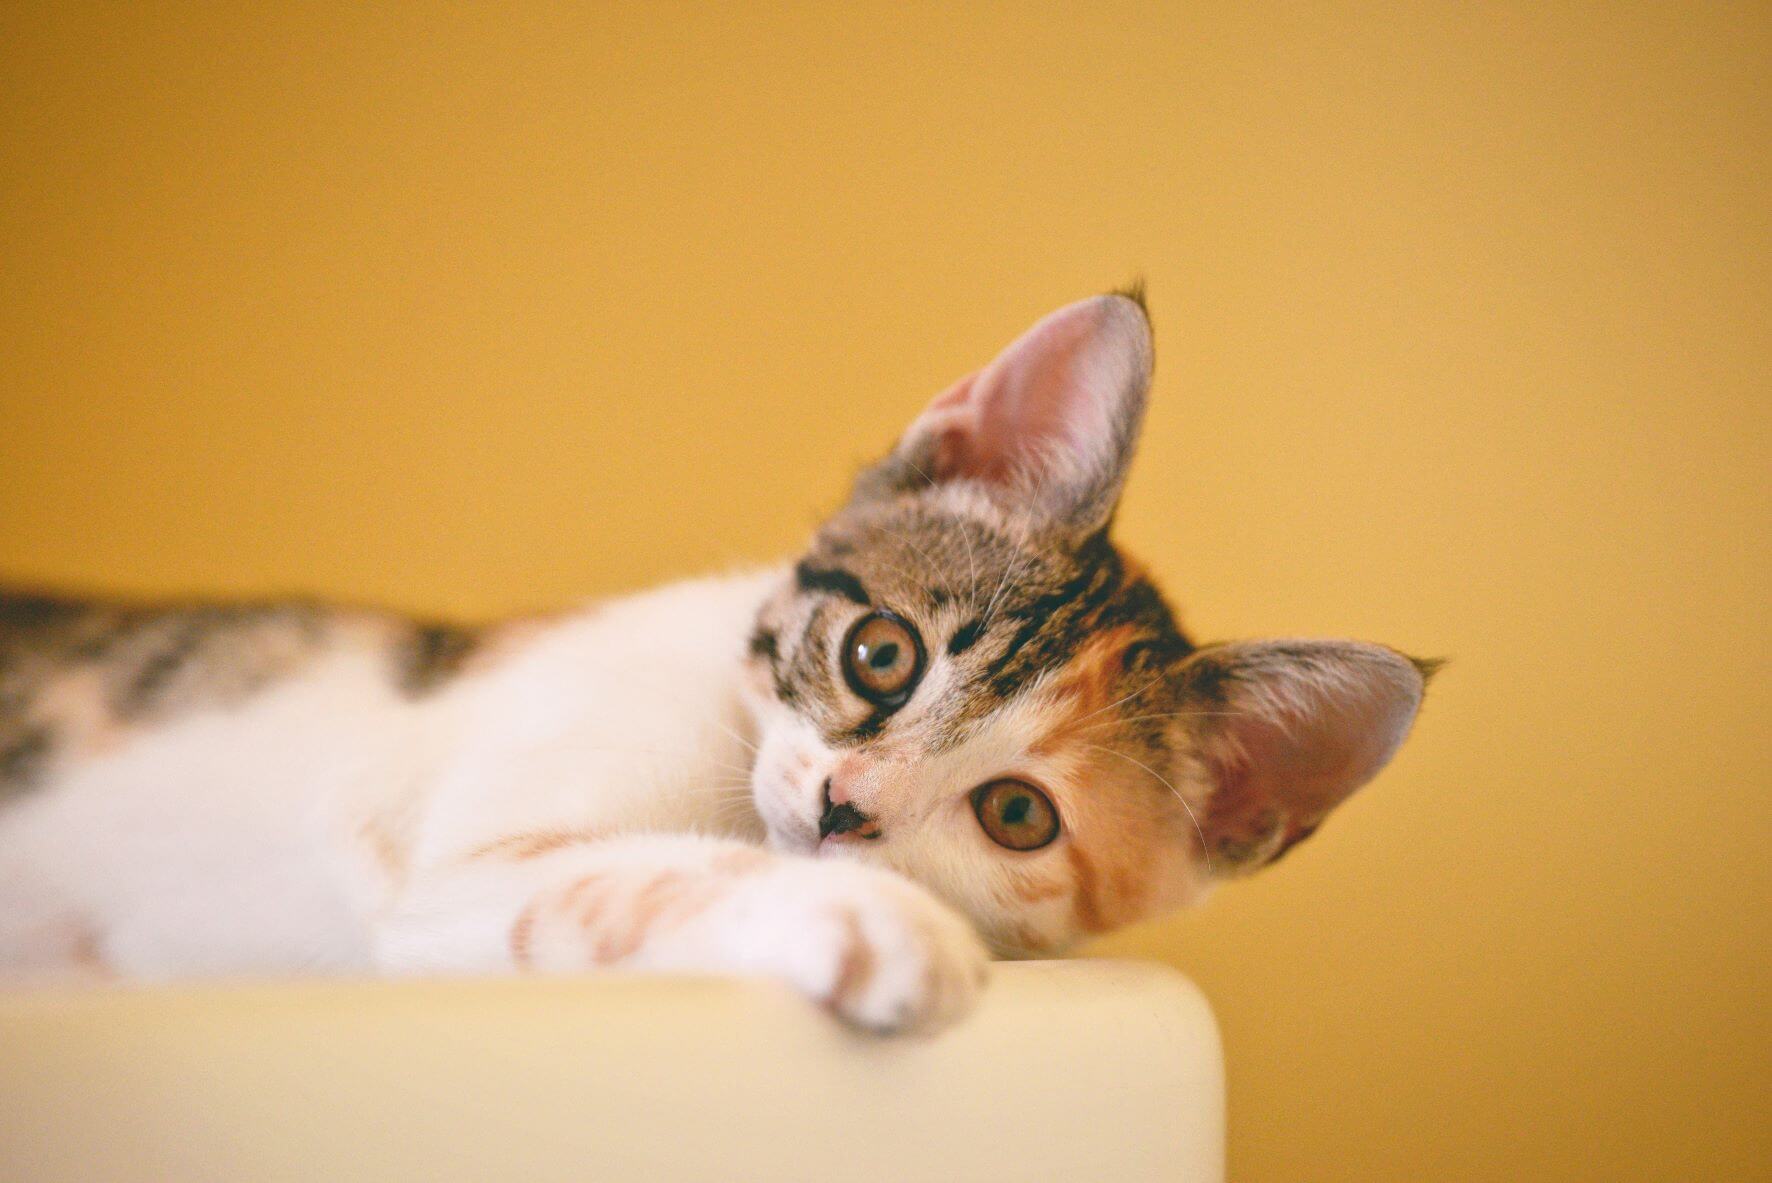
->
[35,670,127,757]
[571,873,617,939]
[67,925,111,978]
[711,847,771,876]
[356,817,406,878]
[1004,868,1066,905]
[1031,624,1143,757]
[505,844,770,970]
[597,873,677,962]
[466,827,600,862]
[829,909,875,1012]
[458,615,558,677]
[595,871,728,963]
[510,898,541,968]
[1067,842,1110,933]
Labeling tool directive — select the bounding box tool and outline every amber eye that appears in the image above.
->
[971,779,1061,851]
[841,611,925,707]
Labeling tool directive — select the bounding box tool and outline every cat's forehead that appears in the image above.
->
[804,493,1049,610]
[778,495,1194,748]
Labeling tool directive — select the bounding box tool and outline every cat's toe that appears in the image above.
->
[818,884,990,1036]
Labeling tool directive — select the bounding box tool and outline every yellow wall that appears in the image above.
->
[3,4,1765,1178]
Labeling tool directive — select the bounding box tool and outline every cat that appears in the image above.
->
[0,290,1433,1033]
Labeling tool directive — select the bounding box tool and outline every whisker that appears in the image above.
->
[981,547,1033,630]
[1066,674,1169,731]
[567,747,756,778]
[880,525,947,590]
[1084,742,1215,877]
[696,799,759,817]
[675,775,759,791]
[975,520,1030,627]
[701,719,760,756]
[960,517,981,601]
[868,558,938,593]
[902,455,982,602]
[1067,709,1250,737]
[592,671,763,756]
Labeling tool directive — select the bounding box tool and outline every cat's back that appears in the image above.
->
[0,586,459,798]
[0,571,782,979]
[0,586,453,976]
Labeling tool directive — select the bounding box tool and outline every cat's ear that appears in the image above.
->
[855,290,1154,538]
[1174,640,1437,875]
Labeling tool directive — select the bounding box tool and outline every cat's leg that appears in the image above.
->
[373,833,989,1034]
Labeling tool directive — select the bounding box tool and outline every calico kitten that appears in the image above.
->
[0,291,1432,1033]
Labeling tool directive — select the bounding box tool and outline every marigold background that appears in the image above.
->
[3,5,1766,1178]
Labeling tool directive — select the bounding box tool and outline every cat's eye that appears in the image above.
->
[971,779,1060,851]
[841,611,925,708]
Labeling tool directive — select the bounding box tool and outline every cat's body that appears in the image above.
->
[0,572,775,977]
[0,292,1432,1032]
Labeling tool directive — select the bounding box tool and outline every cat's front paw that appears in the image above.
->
[734,860,989,1035]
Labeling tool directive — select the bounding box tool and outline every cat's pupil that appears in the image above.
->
[868,643,898,669]
[1001,794,1031,826]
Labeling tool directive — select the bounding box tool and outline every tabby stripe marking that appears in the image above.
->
[794,562,871,606]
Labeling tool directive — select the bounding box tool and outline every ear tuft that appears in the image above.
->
[1409,654,1449,684]
[1110,277,1149,317]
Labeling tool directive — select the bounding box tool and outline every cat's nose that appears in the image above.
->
[818,777,881,841]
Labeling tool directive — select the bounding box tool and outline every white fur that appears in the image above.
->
[0,293,1421,1034]
[0,568,987,1030]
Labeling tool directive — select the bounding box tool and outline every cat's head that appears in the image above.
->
[742,291,1433,955]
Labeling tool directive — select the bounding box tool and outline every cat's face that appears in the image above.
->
[741,292,1430,956]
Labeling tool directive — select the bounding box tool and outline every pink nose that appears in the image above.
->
[819,776,880,841]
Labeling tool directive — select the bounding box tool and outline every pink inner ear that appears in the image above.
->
[1206,713,1383,863]
[1190,644,1426,871]
[910,296,1146,490]
[919,375,982,482]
